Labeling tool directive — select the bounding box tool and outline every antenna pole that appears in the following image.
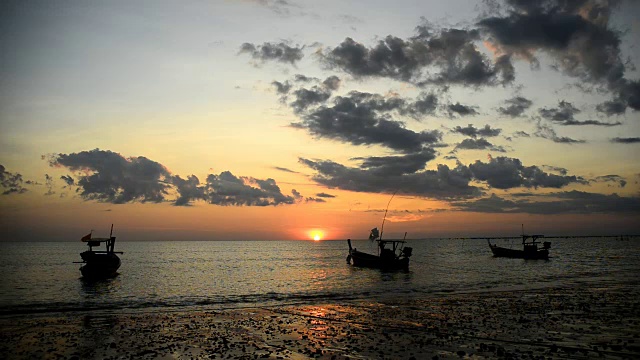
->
[379,190,397,241]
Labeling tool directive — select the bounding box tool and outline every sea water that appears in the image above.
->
[1,237,638,315]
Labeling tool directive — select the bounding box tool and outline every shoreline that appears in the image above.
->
[2,284,639,359]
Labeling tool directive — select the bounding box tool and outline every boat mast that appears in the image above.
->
[379,190,397,241]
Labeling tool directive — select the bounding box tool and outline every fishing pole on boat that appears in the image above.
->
[379,190,398,241]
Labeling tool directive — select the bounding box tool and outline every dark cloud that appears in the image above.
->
[60,175,75,186]
[539,100,578,121]
[305,197,326,203]
[316,192,336,198]
[539,100,620,126]
[299,157,481,200]
[593,174,626,188]
[300,153,585,200]
[273,166,298,173]
[322,75,341,90]
[455,138,506,152]
[478,0,639,113]
[447,102,478,117]
[0,164,28,195]
[291,92,442,153]
[292,189,302,200]
[48,149,171,204]
[451,124,501,138]
[453,191,640,214]
[203,171,296,206]
[294,74,318,82]
[403,92,439,117]
[498,96,533,117]
[272,80,292,94]
[596,99,626,116]
[171,175,205,206]
[611,137,640,144]
[239,42,304,65]
[513,131,530,137]
[468,156,586,189]
[534,122,585,143]
[48,149,299,206]
[321,29,515,87]
[290,86,332,113]
[351,149,437,176]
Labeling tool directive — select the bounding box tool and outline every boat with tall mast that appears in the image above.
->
[346,191,413,270]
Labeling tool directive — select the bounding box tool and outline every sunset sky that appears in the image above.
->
[1,0,639,241]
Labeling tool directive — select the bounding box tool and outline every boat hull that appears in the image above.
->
[80,251,121,278]
[349,249,410,270]
[489,245,549,260]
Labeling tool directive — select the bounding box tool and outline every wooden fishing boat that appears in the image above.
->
[77,224,123,279]
[488,234,550,260]
[347,228,413,270]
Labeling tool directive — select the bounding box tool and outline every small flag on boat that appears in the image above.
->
[81,232,92,241]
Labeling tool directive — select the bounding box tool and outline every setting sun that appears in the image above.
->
[309,230,324,241]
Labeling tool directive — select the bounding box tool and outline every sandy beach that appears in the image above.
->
[2,284,639,359]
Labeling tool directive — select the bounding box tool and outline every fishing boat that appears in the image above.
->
[346,228,413,270]
[77,224,122,279]
[488,234,551,260]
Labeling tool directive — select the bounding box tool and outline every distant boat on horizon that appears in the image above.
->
[488,232,551,260]
[77,224,123,279]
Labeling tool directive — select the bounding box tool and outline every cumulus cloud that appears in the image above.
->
[539,100,621,126]
[455,138,506,152]
[0,164,28,195]
[478,0,639,113]
[447,102,478,117]
[48,149,172,204]
[596,99,627,116]
[272,80,292,94]
[451,124,501,138]
[290,91,442,153]
[468,156,586,189]
[299,157,481,200]
[239,42,304,65]
[498,96,533,117]
[299,153,585,200]
[48,149,299,206]
[203,171,296,206]
[403,92,439,117]
[351,149,437,176]
[320,28,515,87]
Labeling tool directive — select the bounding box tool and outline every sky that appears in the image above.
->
[1,0,639,241]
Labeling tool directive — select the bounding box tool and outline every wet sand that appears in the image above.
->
[1,285,639,359]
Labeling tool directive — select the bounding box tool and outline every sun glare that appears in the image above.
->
[310,230,324,241]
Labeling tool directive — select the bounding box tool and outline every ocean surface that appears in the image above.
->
[1,237,639,316]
